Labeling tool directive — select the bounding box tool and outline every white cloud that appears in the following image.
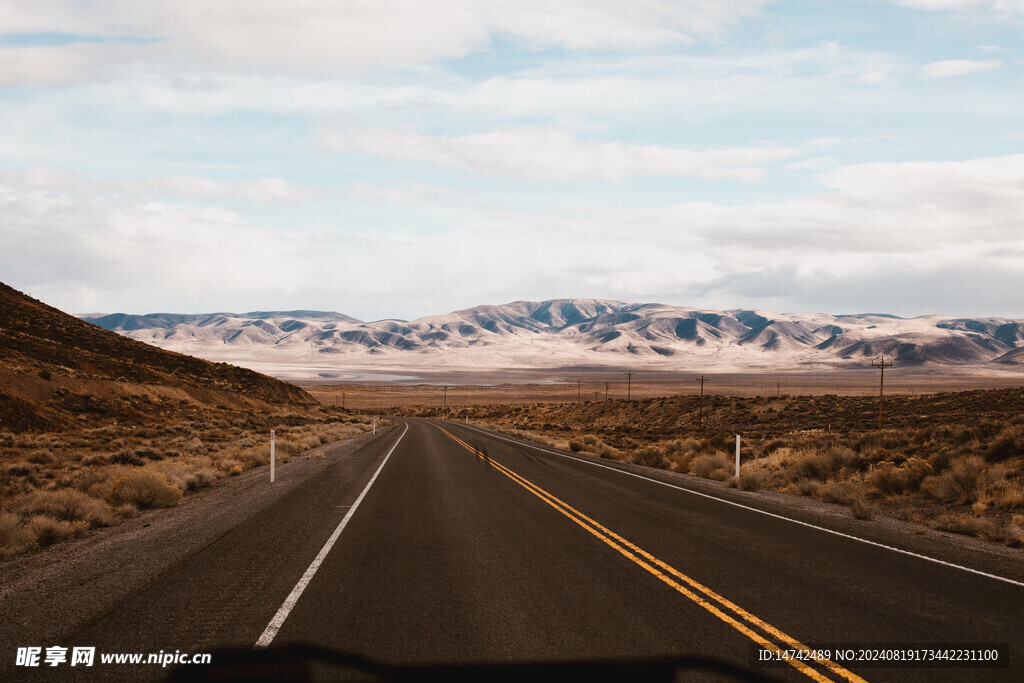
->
[127,177,325,203]
[0,168,324,204]
[0,43,144,86]
[784,157,840,172]
[896,0,1024,13]
[320,126,795,181]
[0,1,764,80]
[346,183,454,206]
[920,59,1003,79]
[8,154,1024,318]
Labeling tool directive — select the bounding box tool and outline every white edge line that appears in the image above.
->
[456,422,1024,590]
[254,423,409,648]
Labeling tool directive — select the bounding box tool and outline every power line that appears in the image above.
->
[624,371,634,401]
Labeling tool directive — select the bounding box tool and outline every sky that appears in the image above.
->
[1,0,1023,322]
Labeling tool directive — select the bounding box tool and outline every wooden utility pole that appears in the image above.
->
[695,375,710,428]
[624,372,634,401]
[604,382,610,401]
[341,390,346,410]
[871,355,892,431]
[577,379,581,403]
[442,385,448,410]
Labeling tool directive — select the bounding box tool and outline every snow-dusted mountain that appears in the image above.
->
[81,300,1024,375]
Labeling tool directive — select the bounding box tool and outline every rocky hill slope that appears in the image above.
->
[1,282,315,432]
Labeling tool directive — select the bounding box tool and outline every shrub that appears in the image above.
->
[110,450,144,466]
[1005,514,1024,547]
[793,478,820,496]
[786,447,860,482]
[983,481,1024,508]
[17,489,114,528]
[25,515,85,547]
[867,458,932,496]
[568,440,583,453]
[818,482,856,505]
[27,449,56,465]
[850,499,878,520]
[3,461,41,477]
[158,464,219,492]
[691,452,732,480]
[0,512,36,558]
[632,446,668,469]
[737,468,766,491]
[81,453,111,466]
[932,513,999,540]
[986,424,1024,462]
[135,448,165,461]
[114,503,139,518]
[921,456,1005,504]
[110,471,182,509]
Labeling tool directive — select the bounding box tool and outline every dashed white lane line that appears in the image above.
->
[255,423,409,648]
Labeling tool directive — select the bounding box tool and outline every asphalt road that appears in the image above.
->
[11,419,1024,681]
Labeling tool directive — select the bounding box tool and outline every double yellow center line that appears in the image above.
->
[436,425,866,683]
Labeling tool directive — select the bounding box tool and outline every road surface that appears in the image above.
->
[7,419,1023,681]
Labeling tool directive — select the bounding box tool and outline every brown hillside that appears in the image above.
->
[0,282,314,431]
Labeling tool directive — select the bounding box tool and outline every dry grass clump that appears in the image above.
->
[867,458,933,496]
[110,471,182,509]
[980,481,1024,509]
[787,447,861,482]
[850,498,878,520]
[817,481,857,505]
[631,446,668,469]
[931,513,1000,540]
[791,478,821,497]
[691,452,732,481]
[153,463,218,491]
[17,489,114,528]
[0,512,36,558]
[737,468,767,491]
[1004,514,1024,547]
[492,426,602,457]
[986,423,1024,462]
[26,515,87,547]
[921,456,1005,504]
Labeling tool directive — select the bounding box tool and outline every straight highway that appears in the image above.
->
[11,419,1023,681]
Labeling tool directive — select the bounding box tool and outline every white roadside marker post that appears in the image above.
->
[270,430,276,483]
[735,434,741,479]
[373,418,377,435]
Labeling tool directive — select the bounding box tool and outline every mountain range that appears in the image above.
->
[80,299,1024,377]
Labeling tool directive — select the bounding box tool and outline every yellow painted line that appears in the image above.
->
[437,425,867,683]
